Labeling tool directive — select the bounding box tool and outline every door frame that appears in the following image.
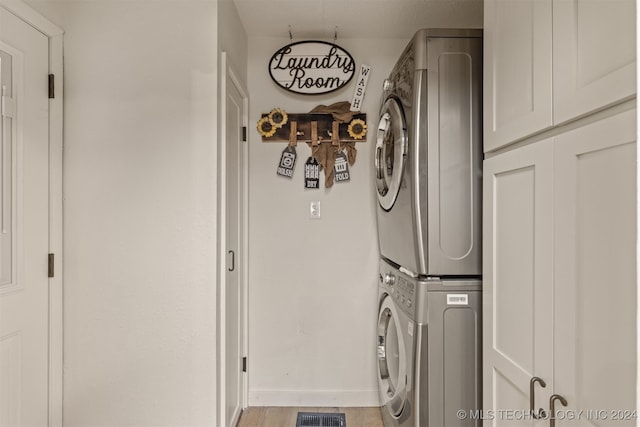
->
[0,1,63,426]
[218,51,249,426]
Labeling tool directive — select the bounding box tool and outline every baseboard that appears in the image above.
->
[248,389,381,407]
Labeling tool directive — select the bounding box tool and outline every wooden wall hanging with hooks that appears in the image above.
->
[259,103,366,188]
[257,109,367,144]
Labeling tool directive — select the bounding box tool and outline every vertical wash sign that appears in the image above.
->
[350,64,371,111]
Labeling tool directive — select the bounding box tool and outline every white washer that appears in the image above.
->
[377,258,482,427]
[375,29,483,276]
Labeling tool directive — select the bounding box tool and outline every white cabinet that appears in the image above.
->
[553,0,636,124]
[483,139,554,419]
[483,0,553,152]
[484,0,636,152]
[483,108,637,424]
[553,109,637,424]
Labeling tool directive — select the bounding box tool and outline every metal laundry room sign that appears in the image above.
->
[269,40,356,95]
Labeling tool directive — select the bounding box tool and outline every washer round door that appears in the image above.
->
[375,97,408,211]
[377,295,408,417]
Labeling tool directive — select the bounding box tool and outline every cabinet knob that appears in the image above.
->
[529,376,547,419]
[549,394,568,427]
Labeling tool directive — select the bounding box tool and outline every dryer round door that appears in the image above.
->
[377,295,407,417]
[375,97,408,211]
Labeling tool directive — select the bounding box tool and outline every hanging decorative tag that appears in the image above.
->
[304,156,320,189]
[277,145,297,178]
[334,151,350,183]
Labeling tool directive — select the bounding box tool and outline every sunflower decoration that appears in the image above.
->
[257,116,276,138]
[268,108,288,129]
[347,118,368,140]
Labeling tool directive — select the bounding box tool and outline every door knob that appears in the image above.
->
[228,250,235,272]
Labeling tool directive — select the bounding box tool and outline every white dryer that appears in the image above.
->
[375,29,483,276]
[377,258,482,427]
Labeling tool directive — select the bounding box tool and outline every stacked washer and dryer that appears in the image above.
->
[374,29,483,427]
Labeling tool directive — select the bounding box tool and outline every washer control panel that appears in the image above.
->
[379,269,416,316]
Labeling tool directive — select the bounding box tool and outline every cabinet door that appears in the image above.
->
[553,0,636,124]
[554,109,636,423]
[483,141,554,425]
[484,0,553,152]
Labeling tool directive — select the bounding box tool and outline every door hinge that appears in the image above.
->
[48,74,55,99]
[242,356,247,372]
[242,126,247,142]
[48,253,55,278]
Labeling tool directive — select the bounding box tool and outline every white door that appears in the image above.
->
[0,7,50,427]
[223,56,246,427]
[482,140,554,425]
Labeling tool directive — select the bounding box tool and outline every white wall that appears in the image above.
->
[62,3,220,425]
[247,36,407,407]
[25,1,225,426]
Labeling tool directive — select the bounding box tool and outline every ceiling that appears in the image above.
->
[233,0,483,40]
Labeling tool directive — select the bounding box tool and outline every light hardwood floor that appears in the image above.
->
[237,407,384,427]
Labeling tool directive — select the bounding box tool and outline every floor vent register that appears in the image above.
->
[295,412,346,427]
